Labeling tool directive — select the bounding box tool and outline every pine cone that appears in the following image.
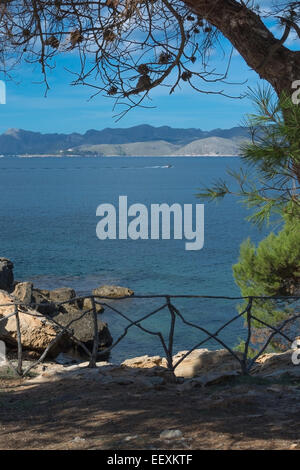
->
[70,30,83,48]
[136,74,151,89]
[45,35,60,49]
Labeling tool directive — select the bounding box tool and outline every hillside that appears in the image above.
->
[0,124,249,156]
[77,140,179,156]
[175,137,247,157]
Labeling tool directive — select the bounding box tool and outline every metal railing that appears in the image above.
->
[0,294,299,378]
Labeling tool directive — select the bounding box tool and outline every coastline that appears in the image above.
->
[6,154,241,158]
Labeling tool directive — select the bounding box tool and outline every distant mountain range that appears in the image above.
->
[0,124,250,156]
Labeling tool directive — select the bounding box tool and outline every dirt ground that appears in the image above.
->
[0,372,300,450]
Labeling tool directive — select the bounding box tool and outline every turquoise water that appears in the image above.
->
[0,156,267,361]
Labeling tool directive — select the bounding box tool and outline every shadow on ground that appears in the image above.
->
[0,371,300,450]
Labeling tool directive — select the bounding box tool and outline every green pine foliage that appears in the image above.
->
[197,86,300,226]
[198,86,300,352]
[233,219,300,339]
[233,221,300,299]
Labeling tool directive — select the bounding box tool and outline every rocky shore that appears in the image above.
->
[1,259,299,451]
[17,346,299,390]
[0,257,134,361]
[0,257,299,386]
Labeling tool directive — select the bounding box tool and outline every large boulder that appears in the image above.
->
[49,287,76,304]
[0,258,14,292]
[31,288,104,315]
[0,290,69,357]
[51,306,112,354]
[30,286,77,313]
[252,350,300,378]
[92,285,134,299]
[0,287,113,359]
[122,349,244,380]
[121,349,300,382]
[172,349,243,379]
[46,289,109,349]
[31,287,89,314]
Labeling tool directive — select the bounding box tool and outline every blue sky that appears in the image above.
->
[0,7,299,135]
[0,54,258,134]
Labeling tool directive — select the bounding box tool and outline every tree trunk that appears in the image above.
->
[183,0,300,182]
[183,0,300,97]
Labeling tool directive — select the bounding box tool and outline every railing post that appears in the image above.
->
[14,304,23,376]
[166,296,177,383]
[241,297,253,375]
[89,296,99,368]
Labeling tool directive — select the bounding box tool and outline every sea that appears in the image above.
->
[0,156,269,362]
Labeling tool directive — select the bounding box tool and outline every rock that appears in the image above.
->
[92,285,134,299]
[49,287,76,304]
[0,290,70,357]
[32,287,104,315]
[160,430,183,440]
[121,350,243,381]
[253,350,300,378]
[31,287,81,315]
[7,282,113,358]
[122,355,165,368]
[81,297,104,314]
[121,349,245,383]
[0,258,14,291]
[173,349,243,378]
[51,306,113,355]
[30,287,77,315]
[31,288,56,315]
[13,282,33,304]
[0,285,113,359]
